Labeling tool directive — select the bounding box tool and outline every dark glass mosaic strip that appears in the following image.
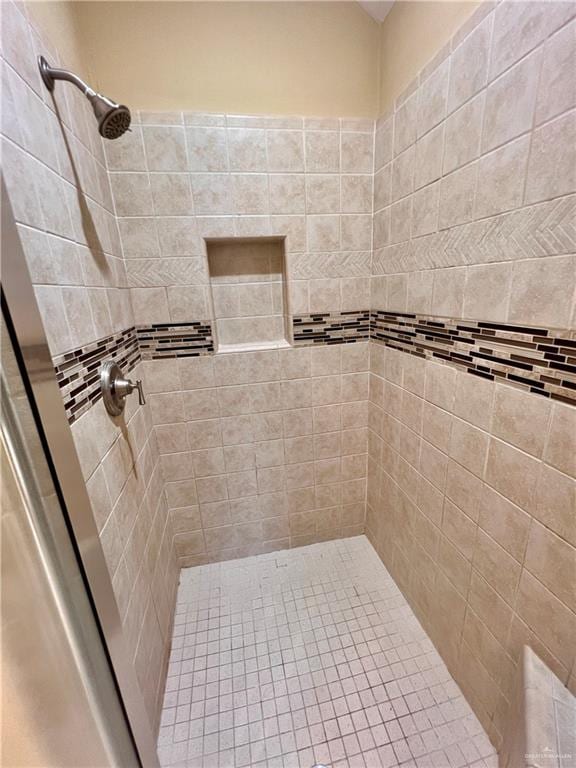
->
[292,310,370,345]
[136,321,214,359]
[370,310,576,406]
[54,326,140,425]
[55,320,215,423]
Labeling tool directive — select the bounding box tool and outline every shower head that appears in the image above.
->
[87,92,131,140]
[38,56,131,140]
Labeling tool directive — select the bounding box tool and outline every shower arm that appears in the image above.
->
[37,56,131,140]
[38,56,97,98]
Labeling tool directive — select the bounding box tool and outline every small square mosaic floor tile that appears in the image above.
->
[158,536,498,768]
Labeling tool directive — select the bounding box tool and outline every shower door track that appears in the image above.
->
[1,176,160,768]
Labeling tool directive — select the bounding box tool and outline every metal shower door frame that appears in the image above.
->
[1,176,160,768]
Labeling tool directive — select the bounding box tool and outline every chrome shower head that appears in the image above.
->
[87,92,131,140]
[38,56,131,140]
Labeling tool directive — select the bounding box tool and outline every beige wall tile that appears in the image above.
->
[437,535,471,597]
[394,91,418,156]
[307,215,340,252]
[483,50,541,153]
[438,162,477,230]
[478,485,531,563]
[535,19,576,125]
[391,146,415,202]
[446,460,483,522]
[267,130,304,172]
[341,132,373,173]
[442,498,477,560]
[411,183,440,239]
[422,402,453,454]
[105,125,147,171]
[269,175,305,215]
[443,93,484,175]
[492,384,551,457]
[449,417,489,478]
[406,271,434,315]
[525,521,576,611]
[306,174,340,214]
[475,136,530,218]
[448,16,491,113]
[414,124,444,189]
[375,117,393,170]
[143,126,187,171]
[463,263,512,323]
[473,529,521,605]
[304,131,340,173]
[420,439,448,491]
[110,173,154,216]
[424,361,457,413]
[485,438,540,510]
[341,215,372,251]
[525,111,576,204]
[431,267,467,318]
[515,570,576,670]
[390,198,412,245]
[531,463,576,548]
[227,128,267,172]
[150,173,194,216]
[469,571,513,646]
[462,609,516,701]
[508,255,576,328]
[452,370,494,432]
[186,126,228,171]
[417,58,449,138]
[342,175,372,214]
[543,403,576,478]
[489,1,574,80]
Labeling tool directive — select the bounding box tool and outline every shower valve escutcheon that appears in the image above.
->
[100,361,146,417]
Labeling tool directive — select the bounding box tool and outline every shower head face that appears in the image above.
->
[88,93,131,139]
[98,104,131,140]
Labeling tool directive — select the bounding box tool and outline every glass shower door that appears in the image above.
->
[1,308,140,768]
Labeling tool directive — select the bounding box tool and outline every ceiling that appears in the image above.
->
[358,1,395,23]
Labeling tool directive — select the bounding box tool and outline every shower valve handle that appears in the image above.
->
[119,376,146,407]
[101,361,146,417]
[134,379,146,406]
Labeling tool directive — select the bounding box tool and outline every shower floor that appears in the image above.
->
[157,536,497,768]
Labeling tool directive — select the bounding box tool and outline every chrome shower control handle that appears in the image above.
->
[133,379,146,406]
[100,361,146,417]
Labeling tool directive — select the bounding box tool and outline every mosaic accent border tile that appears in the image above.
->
[292,310,370,345]
[55,321,214,422]
[137,321,214,359]
[371,310,576,406]
[54,327,140,424]
[55,310,575,424]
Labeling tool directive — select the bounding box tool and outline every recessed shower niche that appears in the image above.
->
[206,237,290,352]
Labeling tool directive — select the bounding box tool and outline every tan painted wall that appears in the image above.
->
[378,0,480,114]
[26,1,90,79]
[72,1,379,117]
[25,2,482,120]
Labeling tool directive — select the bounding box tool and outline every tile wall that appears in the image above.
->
[141,344,370,567]
[367,0,576,752]
[0,1,178,730]
[108,112,375,566]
